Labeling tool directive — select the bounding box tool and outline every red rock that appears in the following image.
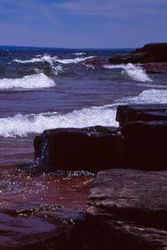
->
[83,58,107,67]
[109,43,167,65]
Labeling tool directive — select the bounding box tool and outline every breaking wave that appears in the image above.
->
[104,63,152,82]
[123,89,167,104]
[13,55,57,65]
[0,88,167,137]
[73,52,86,56]
[55,56,95,64]
[0,73,56,90]
[13,54,95,65]
[0,107,117,137]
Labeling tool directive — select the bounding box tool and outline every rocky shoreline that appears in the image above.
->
[1,43,167,249]
[108,43,167,73]
[26,103,167,250]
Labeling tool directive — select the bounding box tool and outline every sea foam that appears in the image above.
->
[0,88,167,137]
[13,55,57,65]
[55,56,95,64]
[13,55,94,65]
[0,107,118,137]
[104,63,152,82]
[124,89,167,104]
[73,52,86,56]
[0,73,56,90]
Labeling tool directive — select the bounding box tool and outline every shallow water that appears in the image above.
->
[0,164,94,248]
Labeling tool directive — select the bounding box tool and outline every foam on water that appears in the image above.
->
[13,54,57,65]
[73,52,86,56]
[0,107,118,137]
[13,54,94,65]
[124,89,167,104]
[53,65,64,75]
[104,63,152,82]
[55,56,95,64]
[0,88,167,137]
[0,73,56,90]
[137,83,167,89]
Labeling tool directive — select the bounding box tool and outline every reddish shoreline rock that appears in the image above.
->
[142,63,167,73]
[108,43,167,67]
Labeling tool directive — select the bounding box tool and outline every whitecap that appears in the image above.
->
[73,52,86,56]
[13,55,94,65]
[13,54,57,65]
[104,63,152,82]
[0,73,56,90]
[124,89,167,104]
[0,88,167,137]
[137,83,167,89]
[0,107,118,137]
[53,65,64,75]
[55,56,95,64]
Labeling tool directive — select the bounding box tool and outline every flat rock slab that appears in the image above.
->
[116,104,167,126]
[85,169,167,249]
[88,169,167,214]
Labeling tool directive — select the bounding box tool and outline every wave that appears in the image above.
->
[52,65,64,75]
[137,83,167,89]
[0,107,118,137]
[73,52,86,56]
[104,63,152,82]
[55,56,95,64]
[0,73,56,90]
[13,54,95,65]
[123,89,167,104]
[1,88,167,137]
[13,54,57,65]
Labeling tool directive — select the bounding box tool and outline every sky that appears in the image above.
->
[0,0,166,48]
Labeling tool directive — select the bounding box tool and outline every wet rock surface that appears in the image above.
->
[0,205,86,250]
[34,126,122,172]
[85,169,167,250]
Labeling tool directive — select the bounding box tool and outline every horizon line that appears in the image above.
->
[0,44,137,50]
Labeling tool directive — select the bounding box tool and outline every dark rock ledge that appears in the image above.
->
[30,103,167,250]
[34,126,123,172]
[34,103,167,171]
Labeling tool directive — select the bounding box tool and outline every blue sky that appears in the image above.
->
[0,0,166,48]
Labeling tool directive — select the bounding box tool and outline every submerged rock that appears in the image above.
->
[0,205,86,250]
[34,126,122,172]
